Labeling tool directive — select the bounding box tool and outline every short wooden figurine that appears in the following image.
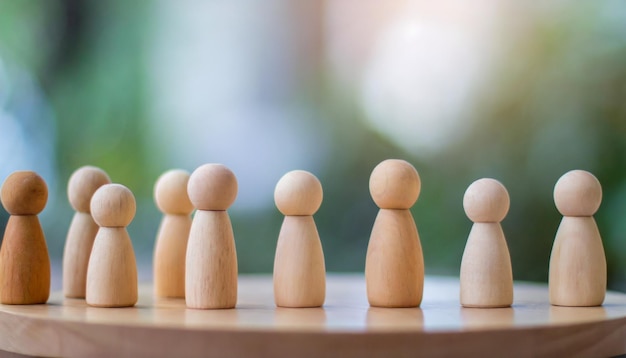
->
[86,184,138,307]
[153,169,194,298]
[63,166,111,298]
[0,171,50,304]
[186,164,238,309]
[549,170,606,306]
[365,159,424,308]
[273,170,326,307]
[460,178,513,308]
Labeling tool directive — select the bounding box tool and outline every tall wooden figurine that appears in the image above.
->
[273,170,326,308]
[365,159,424,308]
[63,166,111,298]
[460,178,513,308]
[186,164,238,309]
[549,170,606,306]
[86,184,138,307]
[154,169,194,298]
[0,171,50,304]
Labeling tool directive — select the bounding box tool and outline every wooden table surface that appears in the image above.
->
[0,275,625,358]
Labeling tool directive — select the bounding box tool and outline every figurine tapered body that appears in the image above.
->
[63,166,111,298]
[153,170,194,298]
[273,170,326,308]
[365,159,424,308]
[549,170,606,307]
[86,184,138,308]
[0,171,50,305]
[460,178,513,308]
[186,164,238,309]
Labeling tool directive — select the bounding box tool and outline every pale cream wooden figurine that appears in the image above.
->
[186,164,238,309]
[0,171,50,304]
[273,170,326,308]
[63,166,111,298]
[365,159,424,308]
[86,184,138,307]
[460,178,513,308]
[154,169,194,298]
[549,170,606,307]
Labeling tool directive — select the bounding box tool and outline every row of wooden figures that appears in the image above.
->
[0,159,606,309]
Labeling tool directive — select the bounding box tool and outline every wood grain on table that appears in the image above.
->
[0,275,625,358]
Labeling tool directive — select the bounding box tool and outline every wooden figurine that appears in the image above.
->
[273,170,326,308]
[186,164,238,309]
[365,159,424,308]
[86,184,138,307]
[460,178,513,308]
[549,170,606,307]
[0,171,50,304]
[154,169,194,298]
[63,166,111,298]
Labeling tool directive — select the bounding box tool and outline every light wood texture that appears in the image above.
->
[460,178,513,308]
[153,169,193,298]
[86,184,138,308]
[550,217,606,306]
[90,184,136,228]
[154,169,194,215]
[366,210,424,307]
[366,159,424,307]
[186,164,239,309]
[274,170,323,216]
[460,223,513,307]
[154,215,191,298]
[187,163,237,211]
[462,178,510,223]
[86,228,138,307]
[1,275,626,358]
[0,171,50,305]
[63,213,99,298]
[274,216,326,307]
[553,169,602,217]
[273,170,325,307]
[550,170,606,307]
[66,166,111,213]
[63,166,110,298]
[368,159,420,210]
[186,211,238,309]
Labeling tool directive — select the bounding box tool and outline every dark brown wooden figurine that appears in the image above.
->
[0,171,51,304]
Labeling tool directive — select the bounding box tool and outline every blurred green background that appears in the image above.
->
[1,0,625,290]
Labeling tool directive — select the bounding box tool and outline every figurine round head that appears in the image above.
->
[369,159,420,209]
[68,166,111,213]
[463,178,510,223]
[554,170,602,216]
[91,184,136,227]
[187,164,238,211]
[1,171,48,215]
[274,170,323,216]
[154,169,194,215]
